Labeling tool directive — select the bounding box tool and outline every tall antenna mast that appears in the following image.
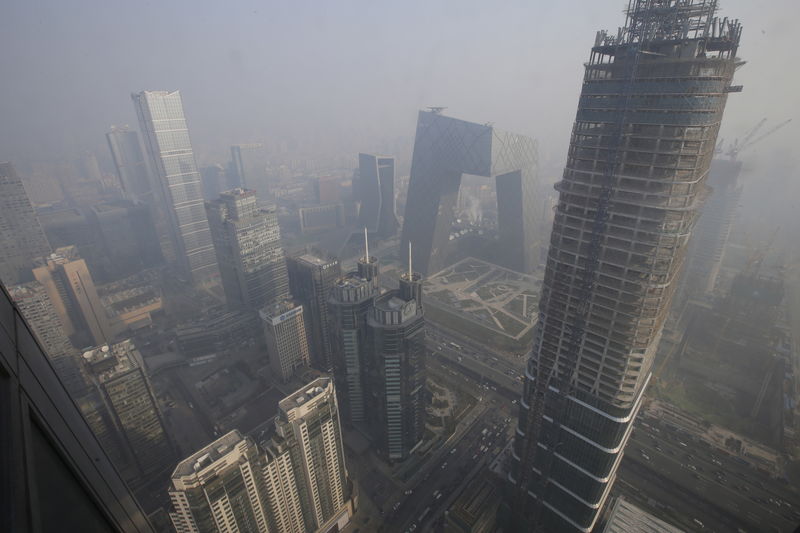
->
[364,227,369,262]
[408,241,413,278]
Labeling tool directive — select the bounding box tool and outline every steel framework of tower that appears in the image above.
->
[511,1,743,531]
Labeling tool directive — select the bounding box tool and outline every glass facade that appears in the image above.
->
[132,90,219,284]
[401,111,538,275]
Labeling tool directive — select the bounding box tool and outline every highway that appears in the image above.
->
[625,414,800,532]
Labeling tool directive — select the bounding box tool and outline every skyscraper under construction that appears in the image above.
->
[511,2,743,531]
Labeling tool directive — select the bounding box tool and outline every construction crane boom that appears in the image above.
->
[726,118,792,159]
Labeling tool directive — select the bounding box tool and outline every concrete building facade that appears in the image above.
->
[0,161,51,286]
[512,2,743,531]
[261,300,311,382]
[206,188,289,309]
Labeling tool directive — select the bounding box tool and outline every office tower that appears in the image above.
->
[106,125,155,204]
[260,299,311,382]
[200,164,227,201]
[2,286,155,533]
[287,251,341,372]
[206,189,290,309]
[0,161,51,286]
[230,143,268,193]
[328,239,380,425]
[355,154,398,238]
[401,111,537,275]
[33,246,113,347]
[169,430,270,533]
[273,377,353,531]
[298,204,346,234]
[132,90,219,284]
[511,3,742,531]
[680,158,743,298]
[9,282,88,398]
[82,340,173,478]
[366,263,426,461]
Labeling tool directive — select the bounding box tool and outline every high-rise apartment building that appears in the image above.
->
[401,111,538,275]
[106,126,155,204]
[512,3,742,531]
[168,378,353,533]
[260,299,311,382]
[366,269,426,461]
[81,340,173,479]
[355,154,398,238]
[9,281,88,398]
[272,377,353,531]
[0,161,51,286]
[132,90,219,284]
[287,251,341,372]
[33,246,113,347]
[328,250,380,425]
[206,188,289,309]
[169,430,270,533]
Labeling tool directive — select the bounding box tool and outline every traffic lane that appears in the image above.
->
[391,423,488,530]
[426,325,526,371]
[390,419,507,533]
[618,460,748,533]
[633,421,800,510]
[631,435,795,530]
[426,337,523,379]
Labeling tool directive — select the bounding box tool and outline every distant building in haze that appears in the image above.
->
[230,143,268,193]
[106,125,155,204]
[0,161,51,286]
[132,90,219,284]
[287,251,341,372]
[206,188,289,309]
[9,281,87,398]
[32,246,113,347]
[401,112,538,275]
[260,299,310,382]
[355,154,398,238]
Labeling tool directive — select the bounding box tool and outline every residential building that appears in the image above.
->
[0,161,51,285]
[511,3,743,531]
[132,90,219,284]
[169,431,270,533]
[206,189,289,309]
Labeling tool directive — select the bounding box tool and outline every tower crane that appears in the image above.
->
[725,118,792,160]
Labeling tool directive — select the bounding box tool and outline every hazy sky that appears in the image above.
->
[1,0,797,181]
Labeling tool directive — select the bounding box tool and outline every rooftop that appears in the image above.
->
[172,430,245,478]
[278,377,331,413]
[602,497,684,533]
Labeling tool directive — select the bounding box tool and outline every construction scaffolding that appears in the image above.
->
[512,1,743,531]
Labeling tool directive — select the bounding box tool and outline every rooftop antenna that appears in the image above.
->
[408,241,413,279]
[364,227,369,262]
